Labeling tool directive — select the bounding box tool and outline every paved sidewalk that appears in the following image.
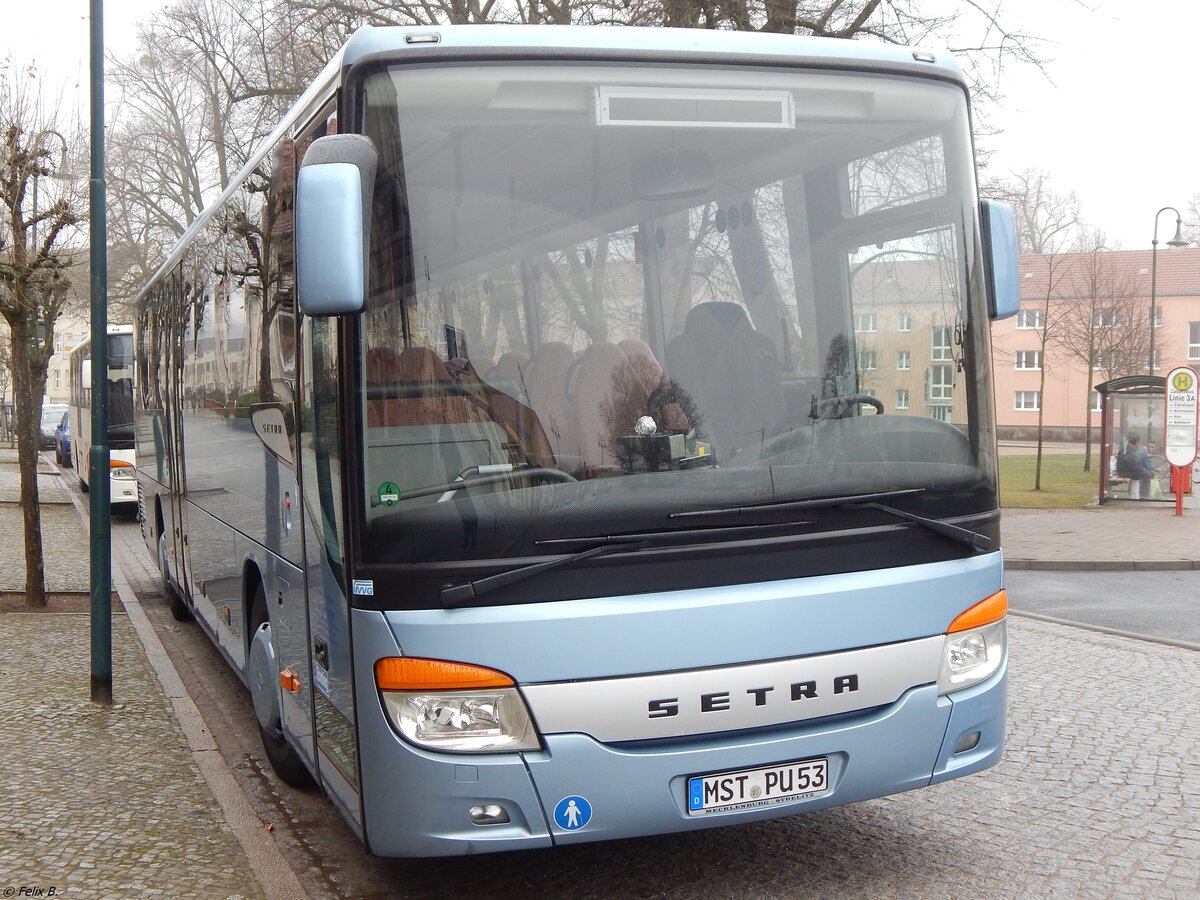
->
[1003,503,1200,570]
[0,612,267,899]
[0,448,275,898]
[0,452,90,593]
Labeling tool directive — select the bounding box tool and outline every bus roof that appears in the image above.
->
[340,24,965,83]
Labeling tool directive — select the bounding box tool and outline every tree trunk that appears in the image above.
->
[1034,362,1047,491]
[1082,396,1093,472]
[8,317,48,608]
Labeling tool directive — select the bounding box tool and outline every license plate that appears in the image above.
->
[687,757,828,815]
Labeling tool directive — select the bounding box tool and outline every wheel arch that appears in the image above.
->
[243,559,267,661]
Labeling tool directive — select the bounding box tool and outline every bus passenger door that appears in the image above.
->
[297,314,363,831]
[163,268,193,608]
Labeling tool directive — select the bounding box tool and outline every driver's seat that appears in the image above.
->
[665,302,786,458]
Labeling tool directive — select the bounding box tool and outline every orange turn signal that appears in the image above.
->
[947,589,1007,633]
[374,657,515,691]
[110,459,133,470]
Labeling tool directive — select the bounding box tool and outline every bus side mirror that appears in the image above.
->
[296,134,378,316]
[980,200,1020,320]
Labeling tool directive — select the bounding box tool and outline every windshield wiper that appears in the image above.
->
[670,488,926,518]
[671,488,994,554]
[440,543,636,607]
[439,520,813,607]
[855,501,995,553]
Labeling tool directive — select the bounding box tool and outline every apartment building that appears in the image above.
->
[991,248,1200,441]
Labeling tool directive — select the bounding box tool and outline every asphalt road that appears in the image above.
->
[110,515,1200,898]
[1005,568,1200,646]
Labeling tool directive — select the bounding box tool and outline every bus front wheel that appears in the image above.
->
[248,588,314,788]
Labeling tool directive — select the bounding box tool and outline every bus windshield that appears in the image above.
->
[356,61,995,567]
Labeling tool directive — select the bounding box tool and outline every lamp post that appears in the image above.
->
[90,0,113,707]
[1149,206,1189,376]
[29,129,70,253]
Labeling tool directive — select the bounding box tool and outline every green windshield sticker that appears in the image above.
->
[377,482,401,507]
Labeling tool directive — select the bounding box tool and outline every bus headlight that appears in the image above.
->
[382,689,538,752]
[111,461,136,479]
[375,657,540,753]
[938,590,1007,694]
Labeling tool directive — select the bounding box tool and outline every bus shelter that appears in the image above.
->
[1095,375,1171,503]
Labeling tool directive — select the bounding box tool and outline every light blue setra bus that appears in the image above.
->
[134,23,1019,858]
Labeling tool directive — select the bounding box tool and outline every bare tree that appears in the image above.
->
[281,0,1048,103]
[1052,231,1148,472]
[983,168,1080,256]
[1008,250,1073,489]
[1186,194,1200,247]
[106,0,307,310]
[0,79,83,607]
[983,169,1081,486]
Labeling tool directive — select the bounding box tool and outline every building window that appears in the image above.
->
[896,388,910,410]
[931,325,952,361]
[1016,309,1044,329]
[897,312,912,332]
[854,312,877,333]
[1014,390,1040,410]
[1093,307,1119,328]
[858,351,877,370]
[1190,323,1200,359]
[929,364,953,401]
[1151,349,1160,372]
[1015,350,1042,370]
[897,350,911,371]
[1150,307,1163,328]
[1092,350,1120,371]
[862,389,877,398]
[1091,390,1102,413]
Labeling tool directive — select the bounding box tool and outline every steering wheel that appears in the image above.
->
[744,393,884,463]
[518,466,577,484]
[814,394,884,419]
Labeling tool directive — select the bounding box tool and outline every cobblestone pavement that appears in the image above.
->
[889,616,1200,899]
[0,613,266,899]
[0,451,91,593]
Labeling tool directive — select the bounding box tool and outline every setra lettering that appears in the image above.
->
[648,673,861,718]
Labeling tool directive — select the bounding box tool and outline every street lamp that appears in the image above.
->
[1149,206,1189,375]
[29,129,70,252]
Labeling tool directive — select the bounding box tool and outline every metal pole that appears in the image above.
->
[89,0,112,706]
[1150,206,1186,376]
[1149,231,1159,377]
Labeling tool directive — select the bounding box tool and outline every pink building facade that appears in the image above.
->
[991,248,1200,441]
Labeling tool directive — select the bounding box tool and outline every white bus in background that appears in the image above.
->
[68,324,138,511]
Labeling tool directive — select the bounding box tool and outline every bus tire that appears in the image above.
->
[248,588,314,788]
[159,532,192,622]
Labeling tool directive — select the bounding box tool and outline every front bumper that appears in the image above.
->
[359,663,1005,857]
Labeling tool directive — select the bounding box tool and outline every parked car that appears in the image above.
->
[40,404,69,450]
[54,411,71,468]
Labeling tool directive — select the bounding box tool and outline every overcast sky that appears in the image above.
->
[3,0,1198,251]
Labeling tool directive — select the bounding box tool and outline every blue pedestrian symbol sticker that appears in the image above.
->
[553,795,592,831]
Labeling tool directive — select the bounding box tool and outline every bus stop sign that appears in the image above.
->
[1164,366,1199,468]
